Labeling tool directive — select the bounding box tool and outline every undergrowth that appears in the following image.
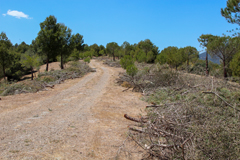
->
[0,61,91,96]
[118,63,240,159]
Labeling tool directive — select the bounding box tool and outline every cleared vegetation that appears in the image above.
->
[116,63,240,159]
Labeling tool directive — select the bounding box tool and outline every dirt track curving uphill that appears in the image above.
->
[0,60,147,159]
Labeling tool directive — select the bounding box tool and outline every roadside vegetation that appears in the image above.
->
[116,62,240,159]
[115,1,240,159]
[0,0,240,159]
[0,61,91,96]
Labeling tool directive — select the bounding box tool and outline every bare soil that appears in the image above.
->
[0,60,147,159]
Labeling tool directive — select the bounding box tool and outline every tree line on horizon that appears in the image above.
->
[1,0,240,81]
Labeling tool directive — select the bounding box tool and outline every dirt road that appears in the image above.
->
[0,60,147,159]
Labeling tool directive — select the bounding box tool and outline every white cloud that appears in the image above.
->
[2,10,32,19]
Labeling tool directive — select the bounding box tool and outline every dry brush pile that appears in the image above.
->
[117,64,240,159]
[0,61,92,96]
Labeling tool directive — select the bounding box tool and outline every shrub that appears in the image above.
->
[126,64,138,77]
[39,76,56,83]
[136,50,147,63]
[120,55,134,69]
[230,51,240,76]
[1,61,92,96]
[69,48,80,61]
[1,81,44,96]
[84,57,91,63]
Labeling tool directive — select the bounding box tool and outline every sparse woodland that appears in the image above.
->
[1,0,240,159]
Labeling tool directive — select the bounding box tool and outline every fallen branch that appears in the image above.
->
[146,104,164,108]
[202,91,240,112]
[146,102,182,108]
[151,126,184,140]
[122,87,131,92]
[181,133,195,160]
[45,84,55,88]
[124,114,147,123]
[115,135,130,158]
[129,127,145,133]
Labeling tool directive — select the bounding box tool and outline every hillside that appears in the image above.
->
[199,51,220,64]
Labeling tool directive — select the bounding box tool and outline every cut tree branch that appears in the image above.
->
[146,103,182,108]
[202,91,240,112]
[124,114,147,123]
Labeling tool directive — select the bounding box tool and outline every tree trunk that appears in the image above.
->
[113,51,115,61]
[61,52,64,69]
[187,59,189,72]
[46,57,49,71]
[223,59,227,78]
[31,67,33,80]
[206,52,209,76]
[3,64,6,80]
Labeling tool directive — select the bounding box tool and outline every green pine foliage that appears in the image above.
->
[0,32,12,80]
[126,64,138,77]
[6,50,24,81]
[221,0,240,25]
[84,57,91,63]
[230,51,240,76]
[120,55,134,69]
[136,49,146,63]
[69,48,80,61]
[21,49,41,80]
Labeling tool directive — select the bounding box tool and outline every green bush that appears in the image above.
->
[179,59,222,77]
[41,76,56,83]
[136,50,146,63]
[84,57,91,63]
[230,51,240,76]
[1,61,92,96]
[69,48,80,61]
[120,55,134,69]
[5,62,25,81]
[126,64,138,77]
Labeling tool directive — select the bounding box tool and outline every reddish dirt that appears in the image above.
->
[0,60,147,159]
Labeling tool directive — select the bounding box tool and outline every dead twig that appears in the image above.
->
[188,84,206,88]
[146,102,182,108]
[180,133,195,160]
[129,127,145,134]
[44,84,55,88]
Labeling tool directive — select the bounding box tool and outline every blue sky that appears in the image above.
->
[0,0,238,52]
